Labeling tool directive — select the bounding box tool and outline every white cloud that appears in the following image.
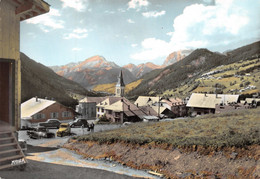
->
[131,44,138,47]
[105,10,116,14]
[127,19,135,23]
[131,38,172,61]
[63,28,88,39]
[142,10,166,18]
[60,0,88,12]
[128,0,149,10]
[118,8,126,13]
[25,8,64,31]
[72,47,82,51]
[166,32,174,36]
[131,0,260,61]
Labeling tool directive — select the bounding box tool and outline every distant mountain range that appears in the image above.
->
[50,50,193,88]
[24,40,259,104]
[21,53,95,107]
[50,56,137,90]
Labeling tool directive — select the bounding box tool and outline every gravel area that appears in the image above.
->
[4,124,159,179]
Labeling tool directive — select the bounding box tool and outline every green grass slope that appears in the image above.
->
[127,48,228,97]
[74,108,260,147]
[164,57,260,98]
[21,52,95,107]
[127,41,260,99]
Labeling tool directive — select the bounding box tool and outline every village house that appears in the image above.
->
[104,98,147,123]
[76,97,107,120]
[96,97,123,118]
[134,96,186,118]
[77,70,126,120]
[169,98,188,117]
[21,97,76,124]
[0,0,50,170]
[186,93,239,116]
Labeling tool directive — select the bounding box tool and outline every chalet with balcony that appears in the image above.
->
[186,93,239,116]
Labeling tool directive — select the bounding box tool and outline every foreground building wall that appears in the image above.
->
[0,0,49,130]
[0,0,21,130]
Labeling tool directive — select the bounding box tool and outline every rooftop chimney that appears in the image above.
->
[36,96,38,102]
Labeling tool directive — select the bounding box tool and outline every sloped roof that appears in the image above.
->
[186,93,239,109]
[151,106,168,114]
[96,96,123,107]
[79,97,107,103]
[169,97,183,104]
[134,96,161,106]
[105,98,146,118]
[116,70,125,87]
[139,106,158,116]
[21,97,56,118]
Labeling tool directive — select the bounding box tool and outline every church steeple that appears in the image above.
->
[115,70,125,97]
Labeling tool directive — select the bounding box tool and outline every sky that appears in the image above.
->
[20,0,260,67]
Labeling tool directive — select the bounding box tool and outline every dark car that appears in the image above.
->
[27,126,55,139]
[38,119,61,129]
[69,118,89,128]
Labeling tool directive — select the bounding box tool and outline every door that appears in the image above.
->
[0,59,15,126]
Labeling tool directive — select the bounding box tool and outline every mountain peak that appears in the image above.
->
[162,49,193,67]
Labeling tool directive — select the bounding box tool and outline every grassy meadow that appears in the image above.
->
[163,58,260,98]
[93,79,143,94]
[74,108,260,148]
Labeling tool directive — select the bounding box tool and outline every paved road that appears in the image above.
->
[0,159,137,179]
[0,124,158,179]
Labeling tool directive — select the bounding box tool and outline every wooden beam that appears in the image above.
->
[20,14,26,21]
[15,1,34,15]
[9,0,23,7]
[35,5,47,13]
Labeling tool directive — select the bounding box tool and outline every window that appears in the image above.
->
[34,113,45,119]
[108,110,112,115]
[115,112,120,117]
[101,108,104,113]
[62,111,72,117]
[51,112,59,118]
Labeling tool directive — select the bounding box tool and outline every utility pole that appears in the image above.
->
[121,98,124,123]
[158,96,160,119]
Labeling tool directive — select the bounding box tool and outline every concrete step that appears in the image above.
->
[0,131,12,135]
[0,131,27,170]
[0,149,20,155]
[0,137,14,141]
[0,143,17,148]
[0,154,24,163]
[0,163,13,170]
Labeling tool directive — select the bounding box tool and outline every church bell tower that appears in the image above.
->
[115,70,125,97]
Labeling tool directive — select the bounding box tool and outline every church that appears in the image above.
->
[115,70,125,97]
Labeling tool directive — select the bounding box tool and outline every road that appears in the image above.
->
[0,124,158,179]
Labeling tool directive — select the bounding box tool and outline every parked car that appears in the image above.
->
[38,119,61,129]
[56,123,71,137]
[27,126,55,139]
[69,118,89,128]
